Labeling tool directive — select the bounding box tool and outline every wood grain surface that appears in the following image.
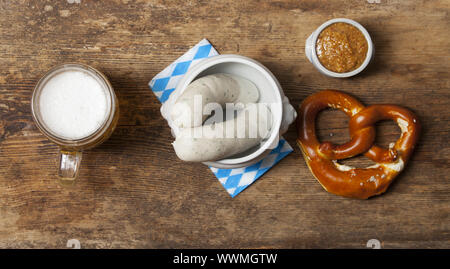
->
[0,0,448,248]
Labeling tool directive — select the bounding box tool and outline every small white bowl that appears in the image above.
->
[305,18,374,78]
[161,54,296,169]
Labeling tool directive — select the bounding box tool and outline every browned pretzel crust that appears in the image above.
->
[296,90,420,199]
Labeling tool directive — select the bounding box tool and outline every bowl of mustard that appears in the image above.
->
[305,18,374,78]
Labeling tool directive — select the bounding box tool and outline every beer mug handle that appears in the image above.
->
[58,150,82,186]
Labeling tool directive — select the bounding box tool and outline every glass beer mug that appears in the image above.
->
[31,63,119,186]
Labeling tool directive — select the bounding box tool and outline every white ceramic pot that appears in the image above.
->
[305,18,374,78]
[161,54,297,169]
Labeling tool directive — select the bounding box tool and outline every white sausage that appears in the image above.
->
[170,73,259,128]
[172,103,272,162]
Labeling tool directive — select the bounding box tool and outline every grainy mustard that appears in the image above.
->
[316,22,368,73]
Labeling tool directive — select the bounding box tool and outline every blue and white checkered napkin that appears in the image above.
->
[149,39,293,197]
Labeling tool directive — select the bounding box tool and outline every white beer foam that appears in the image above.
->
[39,70,109,140]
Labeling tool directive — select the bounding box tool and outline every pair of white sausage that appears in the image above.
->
[171,74,273,162]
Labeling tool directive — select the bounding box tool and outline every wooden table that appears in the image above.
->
[0,0,448,249]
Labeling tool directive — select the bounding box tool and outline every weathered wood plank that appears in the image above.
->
[0,0,448,248]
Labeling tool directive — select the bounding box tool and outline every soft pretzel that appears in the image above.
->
[297,90,420,199]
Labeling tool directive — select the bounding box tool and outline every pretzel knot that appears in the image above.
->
[297,90,420,199]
